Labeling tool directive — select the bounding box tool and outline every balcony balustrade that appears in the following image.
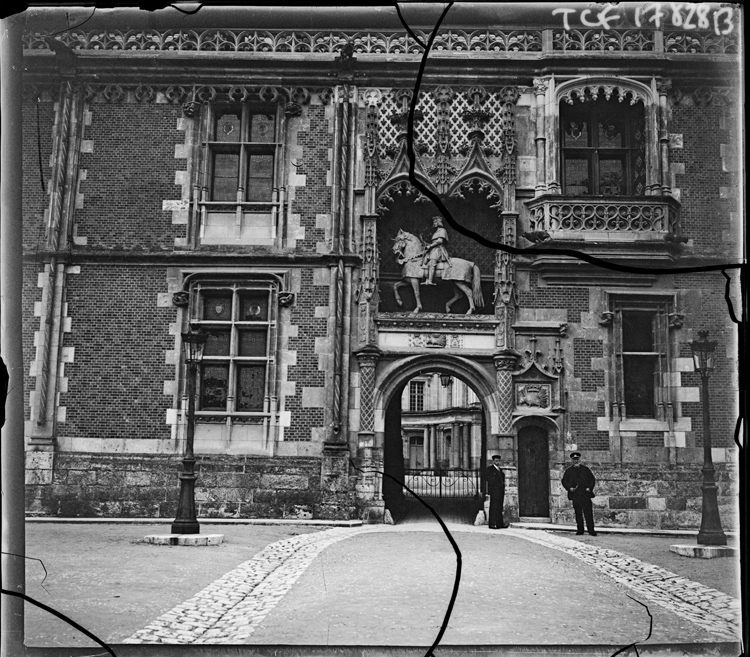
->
[526,195,681,242]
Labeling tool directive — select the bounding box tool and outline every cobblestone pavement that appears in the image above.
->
[124,524,741,644]
[124,526,368,644]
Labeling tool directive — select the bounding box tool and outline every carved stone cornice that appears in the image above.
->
[24,28,546,55]
[27,26,737,56]
[493,349,521,371]
[532,77,549,96]
[377,314,496,333]
[353,345,382,366]
[73,84,314,110]
[559,81,650,106]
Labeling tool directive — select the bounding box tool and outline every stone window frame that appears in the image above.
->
[559,95,646,196]
[541,76,665,196]
[186,276,280,422]
[409,380,425,413]
[197,102,286,246]
[608,292,675,423]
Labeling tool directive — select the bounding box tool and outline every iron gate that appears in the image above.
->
[403,468,481,499]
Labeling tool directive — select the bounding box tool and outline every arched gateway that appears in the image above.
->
[370,354,502,521]
[351,84,567,524]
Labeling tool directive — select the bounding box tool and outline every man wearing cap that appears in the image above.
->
[485,454,507,529]
[562,452,597,536]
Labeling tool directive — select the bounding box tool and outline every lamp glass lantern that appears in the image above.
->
[181,328,208,366]
[439,373,453,388]
[690,330,717,376]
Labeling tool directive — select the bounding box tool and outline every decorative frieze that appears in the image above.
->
[28,27,737,56]
[377,314,496,333]
[74,84,314,110]
[25,29,545,55]
[552,28,655,52]
[559,82,649,106]
[664,31,739,54]
[407,333,464,349]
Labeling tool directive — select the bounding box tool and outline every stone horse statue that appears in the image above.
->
[391,229,484,314]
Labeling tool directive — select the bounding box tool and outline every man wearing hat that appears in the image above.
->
[485,454,507,529]
[562,452,597,535]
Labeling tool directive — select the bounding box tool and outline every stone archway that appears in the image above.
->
[373,354,500,521]
[374,354,500,434]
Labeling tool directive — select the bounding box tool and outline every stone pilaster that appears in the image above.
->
[656,78,672,196]
[354,346,381,445]
[532,77,549,196]
[494,350,521,436]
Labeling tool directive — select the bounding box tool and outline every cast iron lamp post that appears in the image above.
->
[689,330,727,546]
[171,327,208,535]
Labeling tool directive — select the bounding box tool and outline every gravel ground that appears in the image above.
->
[22,522,742,649]
[24,522,324,647]
[248,529,727,646]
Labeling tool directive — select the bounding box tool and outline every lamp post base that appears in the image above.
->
[170,520,201,535]
[171,457,200,535]
[697,466,726,546]
[697,529,728,546]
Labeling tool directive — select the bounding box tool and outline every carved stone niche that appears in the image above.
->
[512,361,560,415]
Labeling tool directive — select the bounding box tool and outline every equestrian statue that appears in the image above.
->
[391,216,485,314]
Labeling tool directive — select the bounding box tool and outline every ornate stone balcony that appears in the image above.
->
[523,195,683,280]
[526,195,681,239]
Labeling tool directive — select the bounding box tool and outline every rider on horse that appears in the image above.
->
[421,216,452,286]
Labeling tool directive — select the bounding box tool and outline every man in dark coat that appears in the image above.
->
[485,454,507,529]
[561,452,597,536]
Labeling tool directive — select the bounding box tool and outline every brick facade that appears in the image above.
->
[74,103,185,250]
[517,273,590,323]
[19,8,742,528]
[60,265,176,440]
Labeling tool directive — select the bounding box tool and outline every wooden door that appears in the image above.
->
[517,426,550,517]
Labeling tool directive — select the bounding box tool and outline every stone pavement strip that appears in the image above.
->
[124,525,740,645]
[124,526,373,644]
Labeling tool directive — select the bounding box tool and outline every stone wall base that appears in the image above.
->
[548,461,739,531]
[25,453,739,530]
[25,452,360,520]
